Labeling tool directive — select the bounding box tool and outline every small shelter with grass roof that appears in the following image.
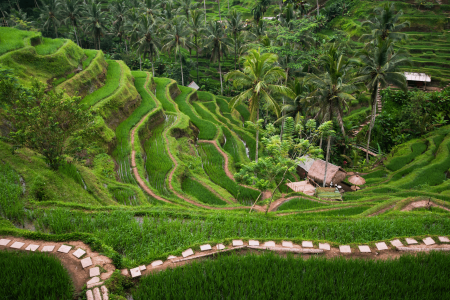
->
[297,156,347,186]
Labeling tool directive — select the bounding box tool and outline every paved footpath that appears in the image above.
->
[2,235,450,298]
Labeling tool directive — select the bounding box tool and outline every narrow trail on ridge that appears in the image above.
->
[197,139,259,192]
[276,205,360,216]
[130,73,173,204]
[156,84,264,211]
[191,177,237,204]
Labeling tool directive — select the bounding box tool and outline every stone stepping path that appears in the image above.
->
[3,234,450,298]
[0,236,111,300]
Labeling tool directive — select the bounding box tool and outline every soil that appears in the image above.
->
[0,236,115,297]
[368,204,395,217]
[401,200,450,212]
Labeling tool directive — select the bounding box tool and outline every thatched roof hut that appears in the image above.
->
[286,181,316,196]
[299,158,346,186]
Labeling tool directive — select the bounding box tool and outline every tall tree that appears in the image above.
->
[204,20,232,95]
[226,9,246,70]
[178,0,198,19]
[82,0,108,50]
[225,49,295,162]
[0,75,94,171]
[355,37,410,162]
[141,0,161,23]
[162,16,192,85]
[39,0,61,38]
[189,9,205,84]
[361,3,410,43]
[60,0,82,46]
[306,45,361,186]
[134,15,161,76]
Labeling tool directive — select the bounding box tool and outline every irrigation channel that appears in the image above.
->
[144,114,177,196]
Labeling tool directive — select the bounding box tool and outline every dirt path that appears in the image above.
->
[401,200,450,212]
[368,204,395,217]
[130,73,173,204]
[197,139,259,192]
[276,205,359,216]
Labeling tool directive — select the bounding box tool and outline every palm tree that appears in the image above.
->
[217,0,222,21]
[82,0,108,50]
[134,15,161,76]
[226,9,246,70]
[225,49,295,162]
[178,0,198,19]
[162,16,192,85]
[141,0,161,22]
[189,9,205,84]
[39,0,61,38]
[204,20,232,95]
[59,0,82,45]
[355,37,410,162]
[361,3,410,43]
[306,45,361,186]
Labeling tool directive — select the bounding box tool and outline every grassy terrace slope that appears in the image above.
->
[349,125,450,202]
[329,0,450,85]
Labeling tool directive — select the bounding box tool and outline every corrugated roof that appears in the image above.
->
[188,81,199,90]
[404,72,431,82]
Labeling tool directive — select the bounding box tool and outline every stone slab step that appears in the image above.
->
[439,236,450,243]
[319,243,330,251]
[130,267,141,278]
[339,245,351,253]
[10,242,25,249]
[90,267,100,277]
[101,286,109,300]
[42,245,55,252]
[58,245,72,253]
[390,239,403,247]
[423,237,435,245]
[264,241,275,247]
[81,257,93,269]
[216,244,225,250]
[376,242,388,250]
[302,241,313,248]
[282,241,293,248]
[200,244,212,251]
[358,245,371,253]
[232,240,243,246]
[25,244,39,251]
[0,239,11,246]
[405,238,418,245]
[151,260,163,267]
[248,240,259,246]
[93,287,102,300]
[182,248,194,258]
[73,248,86,258]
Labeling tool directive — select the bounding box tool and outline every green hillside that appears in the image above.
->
[1,0,450,298]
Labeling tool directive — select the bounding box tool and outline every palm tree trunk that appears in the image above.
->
[280,68,289,141]
[180,54,184,86]
[366,83,379,163]
[218,0,221,21]
[139,54,142,71]
[255,108,259,163]
[150,52,155,77]
[337,109,346,137]
[125,40,128,53]
[54,23,58,38]
[234,33,237,70]
[219,54,223,95]
[204,0,207,23]
[323,135,331,187]
[317,0,319,16]
[196,42,200,84]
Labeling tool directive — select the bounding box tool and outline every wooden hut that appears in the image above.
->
[298,156,346,186]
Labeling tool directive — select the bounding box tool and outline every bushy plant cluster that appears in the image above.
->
[372,88,450,152]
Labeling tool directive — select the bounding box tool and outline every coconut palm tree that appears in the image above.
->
[306,45,361,186]
[189,9,205,84]
[226,9,247,70]
[162,16,192,85]
[82,0,108,50]
[361,3,410,44]
[141,0,161,22]
[204,20,232,95]
[59,0,82,45]
[39,0,61,38]
[355,37,410,162]
[134,15,161,76]
[178,0,198,19]
[225,49,295,162]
